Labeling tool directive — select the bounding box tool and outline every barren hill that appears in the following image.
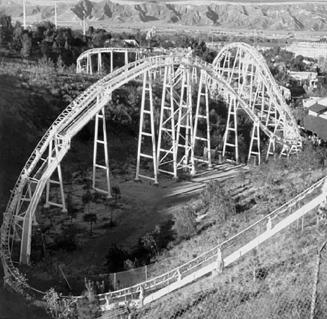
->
[2,0,327,31]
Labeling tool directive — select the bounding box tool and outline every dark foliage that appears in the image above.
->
[105,244,130,272]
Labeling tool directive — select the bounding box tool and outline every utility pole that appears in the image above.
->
[23,0,26,29]
[54,1,57,29]
[82,11,86,36]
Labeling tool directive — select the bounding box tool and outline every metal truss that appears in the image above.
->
[223,96,239,162]
[157,65,178,178]
[76,47,145,75]
[213,42,302,162]
[92,106,111,198]
[192,70,212,173]
[0,45,303,290]
[135,70,158,184]
[44,136,66,212]
[175,66,194,173]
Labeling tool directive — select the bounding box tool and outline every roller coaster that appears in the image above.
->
[0,42,310,315]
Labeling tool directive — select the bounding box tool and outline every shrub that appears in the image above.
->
[76,279,101,319]
[105,245,129,273]
[173,206,197,240]
[52,225,78,252]
[201,181,235,222]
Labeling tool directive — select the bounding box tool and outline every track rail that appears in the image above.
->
[0,43,307,311]
[213,42,301,147]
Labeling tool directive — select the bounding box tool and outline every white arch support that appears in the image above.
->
[44,138,66,212]
[76,47,146,75]
[192,70,212,174]
[213,42,302,159]
[248,119,261,165]
[136,70,158,184]
[223,96,238,163]
[176,66,194,173]
[157,65,178,178]
[92,106,111,198]
[0,50,304,277]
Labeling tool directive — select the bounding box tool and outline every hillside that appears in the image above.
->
[2,0,327,31]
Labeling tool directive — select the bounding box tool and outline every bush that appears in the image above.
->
[105,245,129,273]
[173,206,197,240]
[201,181,235,222]
[52,225,78,252]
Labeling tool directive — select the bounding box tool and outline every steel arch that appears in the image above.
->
[213,42,302,159]
[0,44,304,310]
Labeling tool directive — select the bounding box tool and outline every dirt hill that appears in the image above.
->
[3,0,327,31]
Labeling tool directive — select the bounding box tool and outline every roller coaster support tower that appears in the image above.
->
[1,44,302,307]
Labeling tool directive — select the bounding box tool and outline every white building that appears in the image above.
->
[283,42,327,59]
[289,71,318,89]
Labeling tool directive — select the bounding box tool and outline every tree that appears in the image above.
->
[0,15,13,46]
[12,22,23,52]
[105,244,129,272]
[76,279,101,319]
[173,206,197,240]
[83,213,97,235]
[82,189,92,213]
[21,30,32,58]
[66,193,78,224]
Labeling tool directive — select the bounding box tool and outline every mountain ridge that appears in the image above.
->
[2,0,327,31]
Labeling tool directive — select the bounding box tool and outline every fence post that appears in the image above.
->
[139,285,144,307]
[113,273,117,290]
[177,268,182,281]
[145,265,148,281]
[216,248,224,273]
[266,217,272,232]
[310,241,327,319]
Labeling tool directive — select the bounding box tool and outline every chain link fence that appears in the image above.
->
[86,266,150,291]
[310,240,327,318]
[97,212,327,319]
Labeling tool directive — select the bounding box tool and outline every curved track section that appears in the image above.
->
[0,45,305,309]
[76,47,168,75]
[76,47,145,74]
[213,42,302,156]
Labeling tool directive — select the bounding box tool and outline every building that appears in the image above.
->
[283,42,327,60]
[303,97,327,140]
[289,71,318,89]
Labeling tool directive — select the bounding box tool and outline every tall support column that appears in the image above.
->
[228,48,240,83]
[23,0,26,29]
[191,67,198,83]
[220,51,231,77]
[76,60,81,73]
[266,116,282,160]
[54,1,57,29]
[192,70,211,174]
[223,96,239,163]
[248,119,261,165]
[20,190,33,265]
[124,50,128,66]
[44,138,66,212]
[135,70,158,184]
[110,51,113,73]
[259,85,266,120]
[92,105,111,198]
[97,52,102,74]
[176,67,194,172]
[87,54,93,75]
[157,65,177,178]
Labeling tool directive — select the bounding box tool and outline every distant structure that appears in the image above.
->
[303,97,327,140]
[1,44,303,318]
[289,71,318,89]
[284,42,327,59]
